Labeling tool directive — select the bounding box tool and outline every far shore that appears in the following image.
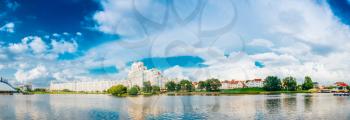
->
[28,88,316,96]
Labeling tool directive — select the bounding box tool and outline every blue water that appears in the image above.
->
[0,93,349,120]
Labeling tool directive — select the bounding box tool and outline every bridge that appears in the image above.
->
[0,78,18,94]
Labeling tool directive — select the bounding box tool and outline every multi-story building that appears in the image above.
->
[50,62,167,91]
[49,80,123,92]
[127,62,166,88]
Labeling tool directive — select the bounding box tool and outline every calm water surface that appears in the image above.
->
[0,93,349,120]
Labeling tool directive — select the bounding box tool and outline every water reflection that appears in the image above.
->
[265,96,281,114]
[304,94,313,112]
[0,94,349,120]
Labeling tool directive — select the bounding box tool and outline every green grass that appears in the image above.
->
[220,88,312,94]
[221,88,265,94]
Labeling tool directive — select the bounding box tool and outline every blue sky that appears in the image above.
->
[1,0,350,87]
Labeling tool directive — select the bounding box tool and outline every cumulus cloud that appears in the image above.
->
[3,0,350,87]
[87,0,350,84]
[51,40,78,54]
[8,43,28,53]
[28,36,47,54]
[15,65,49,83]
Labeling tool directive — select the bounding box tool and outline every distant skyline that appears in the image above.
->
[0,0,350,87]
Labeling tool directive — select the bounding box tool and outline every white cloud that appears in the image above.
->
[28,36,47,54]
[76,32,82,36]
[0,22,15,33]
[248,39,274,47]
[15,65,49,83]
[2,0,350,87]
[51,39,78,54]
[8,43,28,53]
[87,0,350,84]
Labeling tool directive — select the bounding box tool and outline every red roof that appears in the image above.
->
[335,82,348,87]
[192,82,198,85]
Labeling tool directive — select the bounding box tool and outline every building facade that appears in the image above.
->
[220,80,246,89]
[127,62,166,88]
[50,80,123,92]
[245,79,264,88]
[50,62,167,91]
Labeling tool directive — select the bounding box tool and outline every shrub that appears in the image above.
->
[152,85,160,94]
[108,84,127,96]
[128,86,139,95]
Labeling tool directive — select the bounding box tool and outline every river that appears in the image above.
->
[0,93,349,120]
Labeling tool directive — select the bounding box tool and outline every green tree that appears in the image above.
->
[152,85,160,93]
[302,76,314,90]
[165,81,176,92]
[142,81,152,93]
[34,88,47,92]
[175,83,181,91]
[204,80,211,92]
[179,80,193,92]
[282,76,297,91]
[62,89,71,92]
[208,78,222,91]
[263,76,282,91]
[108,84,127,96]
[128,85,139,95]
[198,81,206,90]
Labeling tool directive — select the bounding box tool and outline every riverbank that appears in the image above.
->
[220,88,311,94]
[29,88,314,95]
[29,91,108,94]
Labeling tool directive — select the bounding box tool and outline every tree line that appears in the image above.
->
[263,76,314,91]
[107,81,161,96]
[165,78,222,92]
[107,76,315,96]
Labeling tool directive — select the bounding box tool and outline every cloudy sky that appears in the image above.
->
[0,0,350,87]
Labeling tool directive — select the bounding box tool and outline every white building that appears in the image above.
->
[50,80,123,92]
[127,62,166,88]
[245,79,264,88]
[50,62,167,92]
[220,80,246,89]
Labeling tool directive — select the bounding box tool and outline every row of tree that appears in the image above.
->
[165,80,194,92]
[263,76,314,91]
[108,76,315,96]
[107,81,161,96]
[165,78,222,92]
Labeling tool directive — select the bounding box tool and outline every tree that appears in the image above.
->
[165,81,176,92]
[302,76,314,90]
[175,83,181,91]
[128,85,139,95]
[108,84,127,96]
[198,81,206,90]
[34,88,47,92]
[263,76,282,91]
[282,76,297,91]
[204,80,211,92]
[208,78,222,91]
[142,81,152,93]
[152,85,160,93]
[62,89,71,92]
[179,80,193,92]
